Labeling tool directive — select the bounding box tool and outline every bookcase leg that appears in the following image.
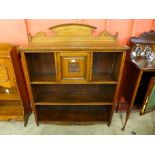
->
[108,113,113,127]
[108,104,116,127]
[31,107,39,126]
[33,115,39,126]
[108,122,111,127]
[24,121,28,127]
[122,108,131,131]
[24,117,29,127]
[24,111,31,127]
[36,122,39,127]
[34,114,39,126]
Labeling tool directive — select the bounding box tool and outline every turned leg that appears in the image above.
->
[122,108,131,131]
[24,111,31,127]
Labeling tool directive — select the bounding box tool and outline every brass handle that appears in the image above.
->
[71,59,76,63]
[5,89,10,94]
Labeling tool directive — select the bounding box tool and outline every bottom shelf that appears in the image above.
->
[117,95,140,111]
[36,105,111,124]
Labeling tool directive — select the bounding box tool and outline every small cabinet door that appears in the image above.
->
[141,77,155,115]
[56,52,91,82]
[0,59,15,88]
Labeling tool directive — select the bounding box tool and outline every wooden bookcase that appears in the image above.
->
[19,24,128,126]
[117,30,155,130]
[0,43,31,126]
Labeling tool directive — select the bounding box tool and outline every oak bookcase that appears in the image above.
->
[19,24,128,126]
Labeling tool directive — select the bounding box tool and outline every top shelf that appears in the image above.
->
[26,51,122,85]
[20,43,129,52]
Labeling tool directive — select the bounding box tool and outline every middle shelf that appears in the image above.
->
[32,84,116,105]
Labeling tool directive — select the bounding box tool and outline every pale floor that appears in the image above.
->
[0,112,155,135]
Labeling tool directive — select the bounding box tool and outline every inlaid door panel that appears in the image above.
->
[0,59,15,88]
[56,52,91,82]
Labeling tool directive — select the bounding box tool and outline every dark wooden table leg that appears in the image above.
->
[122,108,131,131]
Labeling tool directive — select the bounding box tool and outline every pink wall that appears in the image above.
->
[106,19,133,44]
[0,19,154,45]
[0,19,28,44]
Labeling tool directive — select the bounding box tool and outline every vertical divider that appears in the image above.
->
[54,52,59,82]
[89,52,93,82]
[56,52,61,81]
[108,51,126,126]
[21,52,39,126]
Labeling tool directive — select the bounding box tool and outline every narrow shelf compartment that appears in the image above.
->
[0,87,20,100]
[134,72,155,107]
[117,95,140,111]
[25,53,56,83]
[92,52,122,82]
[32,84,116,105]
[36,105,111,124]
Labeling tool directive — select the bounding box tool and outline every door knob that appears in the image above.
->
[71,59,76,63]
